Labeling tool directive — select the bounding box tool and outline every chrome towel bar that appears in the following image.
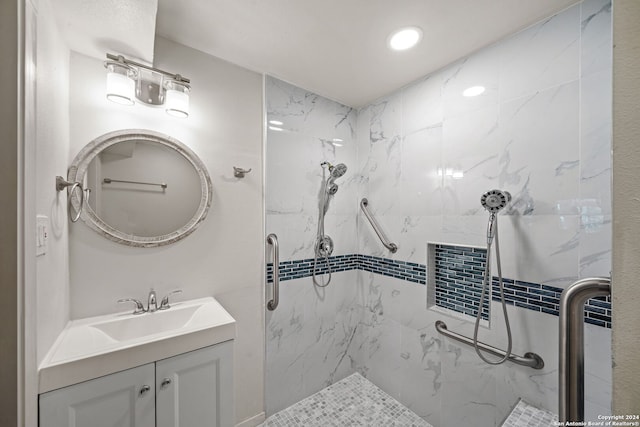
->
[266,234,280,311]
[435,320,545,369]
[103,177,167,189]
[360,198,398,253]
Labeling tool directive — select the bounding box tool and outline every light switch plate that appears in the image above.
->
[36,215,48,256]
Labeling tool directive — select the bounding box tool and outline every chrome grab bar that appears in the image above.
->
[266,234,280,311]
[360,198,398,253]
[559,277,611,424]
[435,320,545,369]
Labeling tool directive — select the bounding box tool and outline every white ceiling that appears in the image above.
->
[53,0,580,107]
[52,0,157,64]
[156,0,579,107]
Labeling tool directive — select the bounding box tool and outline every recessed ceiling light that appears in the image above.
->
[269,120,283,125]
[388,27,423,51]
[463,86,486,97]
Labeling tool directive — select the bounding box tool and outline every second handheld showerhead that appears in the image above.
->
[481,189,511,214]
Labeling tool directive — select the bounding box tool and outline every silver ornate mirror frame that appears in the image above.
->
[68,129,212,247]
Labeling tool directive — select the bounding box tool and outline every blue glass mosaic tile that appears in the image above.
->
[434,244,489,321]
[357,254,426,284]
[265,249,611,328]
[266,254,359,283]
[491,278,611,328]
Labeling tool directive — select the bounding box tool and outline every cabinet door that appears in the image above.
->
[156,341,234,427]
[39,364,155,427]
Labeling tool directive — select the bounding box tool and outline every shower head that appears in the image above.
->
[329,163,347,179]
[481,189,512,214]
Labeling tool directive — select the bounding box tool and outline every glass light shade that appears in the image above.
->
[165,80,190,118]
[105,63,135,105]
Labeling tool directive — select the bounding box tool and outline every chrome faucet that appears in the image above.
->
[118,288,182,314]
[159,290,183,310]
[117,298,146,315]
[147,289,158,313]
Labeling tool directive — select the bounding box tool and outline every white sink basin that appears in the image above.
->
[39,297,236,393]
[91,305,200,342]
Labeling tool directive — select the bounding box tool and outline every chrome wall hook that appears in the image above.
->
[233,166,252,178]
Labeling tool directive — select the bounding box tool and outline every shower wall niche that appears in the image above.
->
[264,0,612,425]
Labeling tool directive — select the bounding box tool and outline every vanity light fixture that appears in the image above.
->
[105,61,136,105]
[104,53,191,118]
[388,26,423,51]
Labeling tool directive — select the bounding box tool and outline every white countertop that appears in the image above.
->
[39,297,236,393]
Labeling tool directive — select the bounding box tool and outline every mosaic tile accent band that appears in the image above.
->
[267,254,425,284]
[266,251,611,328]
[433,244,489,321]
[491,277,612,328]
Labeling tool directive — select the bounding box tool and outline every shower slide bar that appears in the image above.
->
[435,320,545,369]
[103,178,168,189]
[360,198,398,253]
[559,277,611,424]
[266,233,280,311]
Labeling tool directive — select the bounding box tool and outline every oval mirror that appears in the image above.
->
[68,129,212,247]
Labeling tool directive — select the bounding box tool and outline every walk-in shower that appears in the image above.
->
[474,189,513,365]
[312,161,347,287]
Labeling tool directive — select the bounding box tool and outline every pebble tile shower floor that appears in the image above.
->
[261,373,431,427]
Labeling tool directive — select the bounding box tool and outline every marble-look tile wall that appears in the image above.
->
[265,76,360,414]
[354,1,612,425]
[265,0,612,424]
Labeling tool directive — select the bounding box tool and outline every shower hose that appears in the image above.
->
[473,212,513,365]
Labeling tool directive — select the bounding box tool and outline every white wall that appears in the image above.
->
[34,0,71,366]
[612,0,640,412]
[67,38,264,425]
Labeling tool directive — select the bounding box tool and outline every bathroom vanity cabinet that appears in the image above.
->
[39,341,233,427]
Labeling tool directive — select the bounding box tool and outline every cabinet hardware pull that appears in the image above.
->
[139,385,151,396]
[161,378,172,389]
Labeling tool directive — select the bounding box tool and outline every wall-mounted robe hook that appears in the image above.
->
[233,166,252,178]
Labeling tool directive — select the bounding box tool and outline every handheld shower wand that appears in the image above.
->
[473,189,513,365]
[313,162,347,287]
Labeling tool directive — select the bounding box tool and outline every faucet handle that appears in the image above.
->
[158,290,183,310]
[117,298,146,315]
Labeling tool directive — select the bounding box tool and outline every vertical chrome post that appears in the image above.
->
[558,277,611,423]
[266,234,279,311]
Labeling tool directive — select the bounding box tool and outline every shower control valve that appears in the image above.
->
[315,235,334,257]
